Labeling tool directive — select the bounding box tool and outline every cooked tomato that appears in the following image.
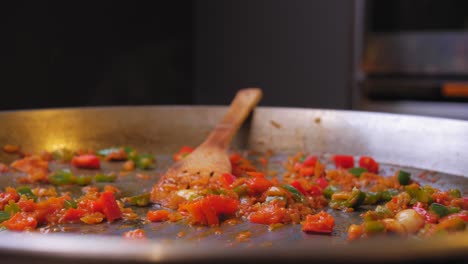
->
[0,187,19,210]
[302,155,317,167]
[358,156,379,173]
[71,154,100,169]
[182,195,239,225]
[220,173,236,189]
[62,208,86,222]
[302,211,335,233]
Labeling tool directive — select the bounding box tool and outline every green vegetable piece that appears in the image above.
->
[96,147,121,157]
[348,167,368,178]
[94,173,117,183]
[124,147,138,160]
[75,175,93,186]
[448,206,461,214]
[52,148,74,162]
[363,221,386,234]
[16,186,37,201]
[0,211,10,223]
[416,189,433,204]
[281,184,305,203]
[49,169,75,185]
[233,185,249,197]
[364,192,382,205]
[298,155,306,163]
[345,187,366,209]
[323,185,340,199]
[64,199,77,209]
[4,202,20,215]
[123,193,151,207]
[448,189,462,198]
[135,154,155,170]
[397,170,411,185]
[375,205,394,219]
[430,203,450,218]
[380,189,399,201]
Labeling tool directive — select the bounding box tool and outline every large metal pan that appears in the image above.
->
[0,106,467,263]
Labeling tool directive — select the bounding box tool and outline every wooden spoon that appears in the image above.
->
[150,88,263,208]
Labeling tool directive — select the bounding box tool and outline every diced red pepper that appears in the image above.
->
[62,208,86,222]
[173,146,194,161]
[0,187,20,210]
[308,185,322,196]
[316,177,329,189]
[147,210,170,222]
[333,155,354,169]
[246,177,273,194]
[220,173,236,189]
[298,166,315,177]
[18,200,36,212]
[358,156,379,173]
[71,154,100,169]
[302,155,317,167]
[3,212,38,231]
[182,195,239,225]
[291,180,309,196]
[445,213,468,223]
[98,191,122,222]
[302,211,335,233]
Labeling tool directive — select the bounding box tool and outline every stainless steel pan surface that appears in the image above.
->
[0,106,467,263]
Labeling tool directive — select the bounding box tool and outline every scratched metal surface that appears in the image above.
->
[0,106,467,263]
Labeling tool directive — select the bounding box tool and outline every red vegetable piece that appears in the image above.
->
[308,185,323,196]
[183,195,239,226]
[3,212,38,231]
[249,202,286,225]
[333,155,354,169]
[302,155,317,167]
[316,177,328,189]
[291,181,309,196]
[413,203,438,224]
[98,191,122,222]
[246,177,273,194]
[302,211,335,233]
[147,210,170,222]
[220,173,236,189]
[71,154,100,169]
[298,166,315,177]
[62,208,86,222]
[358,156,379,173]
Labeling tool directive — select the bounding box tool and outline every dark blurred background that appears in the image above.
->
[1,0,468,119]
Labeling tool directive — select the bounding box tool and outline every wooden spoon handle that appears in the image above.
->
[201,88,263,150]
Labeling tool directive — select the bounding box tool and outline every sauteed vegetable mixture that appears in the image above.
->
[0,145,466,241]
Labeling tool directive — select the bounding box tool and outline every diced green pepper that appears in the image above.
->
[64,199,77,209]
[397,170,411,185]
[430,203,450,218]
[363,221,386,234]
[448,189,462,198]
[16,186,37,201]
[134,154,155,170]
[375,205,394,219]
[124,147,138,161]
[49,169,75,185]
[52,148,74,162]
[123,193,151,206]
[405,186,433,204]
[75,175,93,186]
[233,184,249,197]
[323,185,340,199]
[4,202,20,214]
[364,192,382,205]
[281,184,305,203]
[348,167,368,178]
[345,187,366,209]
[380,189,399,201]
[94,173,117,183]
[0,211,10,223]
[448,206,460,214]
